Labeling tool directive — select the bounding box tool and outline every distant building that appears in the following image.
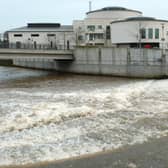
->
[73,7,142,46]
[6,23,76,50]
[111,17,168,49]
[4,6,168,49]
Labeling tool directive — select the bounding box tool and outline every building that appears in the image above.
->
[110,17,168,49]
[6,23,76,50]
[73,7,142,46]
[4,6,168,50]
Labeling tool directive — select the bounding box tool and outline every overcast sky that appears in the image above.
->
[0,0,168,32]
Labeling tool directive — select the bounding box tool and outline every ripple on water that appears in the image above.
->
[0,66,168,166]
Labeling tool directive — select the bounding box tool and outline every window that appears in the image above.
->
[95,33,104,39]
[78,35,83,41]
[140,28,146,39]
[98,25,103,29]
[106,26,111,40]
[148,28,153,39]
[88,34,104,41]
[14,34,23,37]
[89,34,94,41]
[78,26,82,30]
[31,34,39,37]
[47,34,56,37]
[87,25,95,31]
[155,28,159,39]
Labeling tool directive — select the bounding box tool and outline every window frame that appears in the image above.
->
[148,28,153,39]
[140,28,146,39]
[155,28,160,39]
[87,25,95,31]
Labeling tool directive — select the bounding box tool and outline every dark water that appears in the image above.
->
[0,66,168,166]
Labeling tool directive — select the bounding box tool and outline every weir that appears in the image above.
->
[0,47,167,78]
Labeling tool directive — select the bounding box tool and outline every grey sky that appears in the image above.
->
[0,0,168,32]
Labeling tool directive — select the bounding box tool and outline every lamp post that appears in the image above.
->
[161,23,165,56]
[161,23,166,76]
[138,22,142,49]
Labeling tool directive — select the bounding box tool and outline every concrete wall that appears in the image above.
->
[12,47,168,78]
[70,47,166,78]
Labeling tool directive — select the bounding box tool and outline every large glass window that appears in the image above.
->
[94,34,104,39]
[88,33,104,41]
[148,28,153,39]
[97,34,104,39]
[106,26,111,40]
[87,25,95,31]
[89,34,94,41]
[140,28,146,39]
[155,28,159,39]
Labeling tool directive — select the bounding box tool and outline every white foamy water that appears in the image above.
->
[0,66,168,166]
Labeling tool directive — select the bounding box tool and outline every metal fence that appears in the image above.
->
[0,42,75,50]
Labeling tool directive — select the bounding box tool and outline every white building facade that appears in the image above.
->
[4,6,168,50]
[111,17,168,49]
[73,7,142,46]
[6,23,76,50]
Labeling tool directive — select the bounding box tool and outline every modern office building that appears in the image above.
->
[73,7,142,46]
[6,23,76,50]
[110,17,168,49]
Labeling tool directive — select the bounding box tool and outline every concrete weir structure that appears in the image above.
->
[0,47,167,78]
[72,47,166,78]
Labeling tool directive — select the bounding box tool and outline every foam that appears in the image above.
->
[1,69,168,166]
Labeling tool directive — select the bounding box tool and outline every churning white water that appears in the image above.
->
[0,66,168,166]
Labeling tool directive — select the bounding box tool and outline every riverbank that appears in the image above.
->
[1,135,168,168]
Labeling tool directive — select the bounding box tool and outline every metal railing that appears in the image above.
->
[0,42,75,50]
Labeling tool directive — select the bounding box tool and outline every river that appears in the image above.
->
[0,66,168,166]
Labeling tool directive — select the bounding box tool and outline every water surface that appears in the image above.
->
[0,66,168,166]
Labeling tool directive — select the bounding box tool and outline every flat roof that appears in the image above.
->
[87,6,142,15]
[111,17,168,24]
[27,23,61,28]
[6,25,74,33]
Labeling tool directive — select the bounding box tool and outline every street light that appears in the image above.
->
[161,23,165,56]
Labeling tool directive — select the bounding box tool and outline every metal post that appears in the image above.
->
[64,32,66,50]
[89,1,92,12]
[161,23,165,56]
[138,22,142,49]
[161,23,166,76]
